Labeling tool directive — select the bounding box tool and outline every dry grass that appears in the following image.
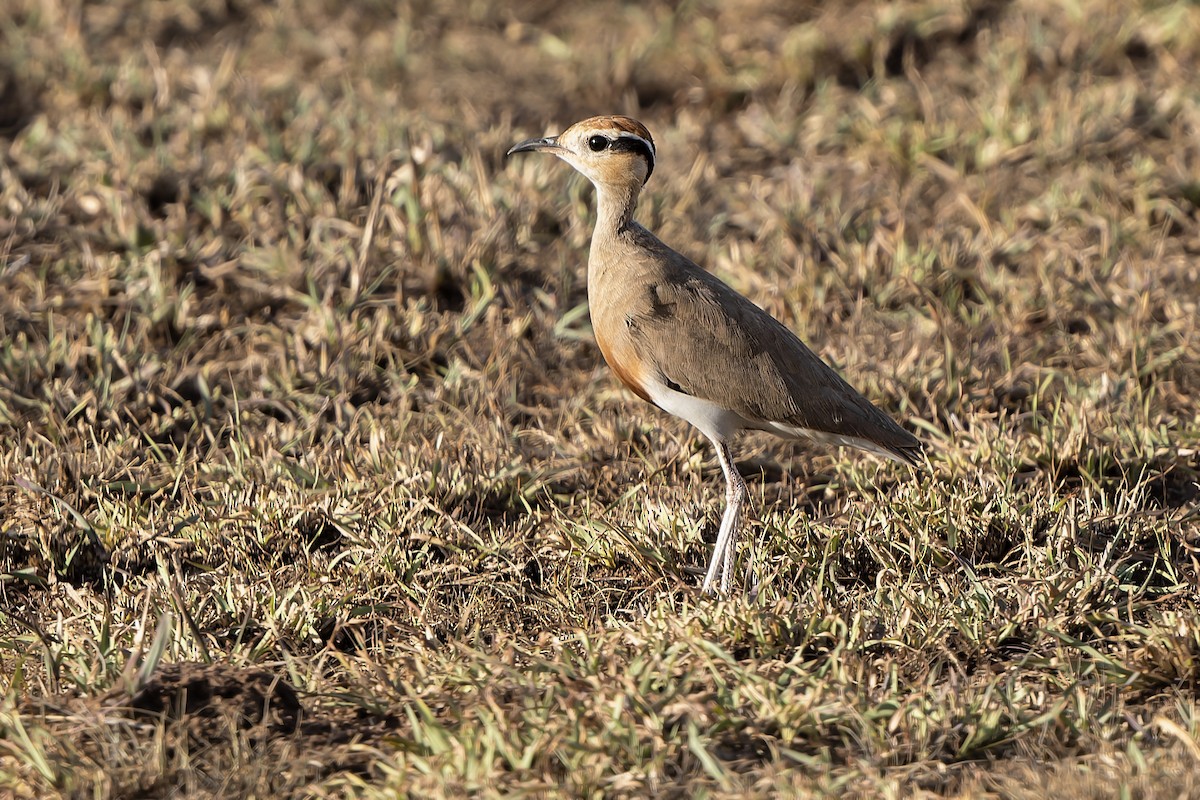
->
[2,0,1200,796]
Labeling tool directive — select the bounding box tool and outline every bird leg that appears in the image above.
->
[702,492,738,593]
[701,440,747,595]
[720,494,739,595]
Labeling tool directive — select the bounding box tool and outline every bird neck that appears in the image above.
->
[593,181,642,235]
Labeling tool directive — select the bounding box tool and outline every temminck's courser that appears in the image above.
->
[508,115,923,595]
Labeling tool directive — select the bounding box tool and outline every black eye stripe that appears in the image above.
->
[608,136,652,158]
[608,136,656,182]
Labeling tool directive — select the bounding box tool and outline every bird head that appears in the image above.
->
[507,115,656,189]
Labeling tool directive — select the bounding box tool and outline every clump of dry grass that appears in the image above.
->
[2,0,1199,797]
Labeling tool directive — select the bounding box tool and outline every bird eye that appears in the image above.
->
[587,135,608,152]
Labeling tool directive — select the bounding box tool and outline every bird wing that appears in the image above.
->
[620,227,922,464]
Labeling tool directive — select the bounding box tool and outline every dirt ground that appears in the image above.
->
[2,0,1200,797]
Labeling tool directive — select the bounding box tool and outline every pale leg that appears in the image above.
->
[717,442,747,595]
[720,505,738,595]
[702,497,737,593]
[701,439,747,595]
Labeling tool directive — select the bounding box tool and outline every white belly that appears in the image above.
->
[642,374,751,443]
[642,374,905,462]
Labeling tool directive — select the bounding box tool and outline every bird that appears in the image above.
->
[507,115,923,595]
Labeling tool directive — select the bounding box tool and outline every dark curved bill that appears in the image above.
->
[506,136,563,157]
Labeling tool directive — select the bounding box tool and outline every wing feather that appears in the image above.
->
[620,225,922,464]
